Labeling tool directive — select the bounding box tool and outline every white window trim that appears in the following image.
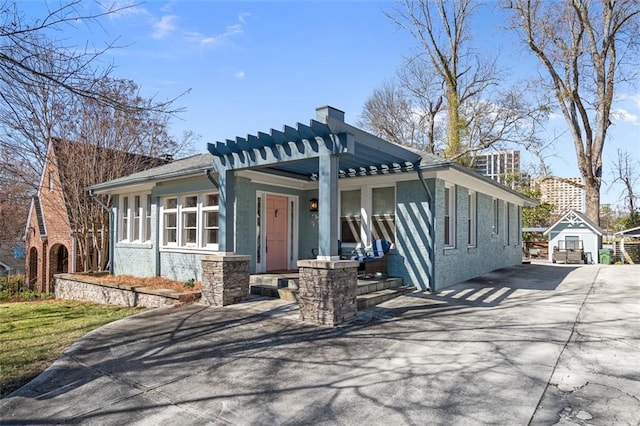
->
[493,198,500,235]
[159,192,220,251]
[444,183,456,248]
[468,190,477,247]
[119,192,152,243]
[338,184,396,250]
[503,201,509,246]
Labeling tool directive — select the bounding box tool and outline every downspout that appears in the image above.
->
[88,189,114,275]
[416,165,436,292]
[205,169,219,189]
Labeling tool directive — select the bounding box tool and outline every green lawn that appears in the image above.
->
[0,300,144,397]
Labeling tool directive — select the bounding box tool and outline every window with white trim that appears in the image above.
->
[468,191,476,247]
[133,195,141,239]
[161,192,219,249]
[444,183,455,247]
[372,186,396,243]
[145,195,152,241]
[339,186,396,245]
[340,189,361,244]
[181,195,198,246]
[121,196,129,241]
[503,201,509,245]
[119,192,152,242]
[164,197,178,245]
[203,194,219,247]
[493,198,499,234]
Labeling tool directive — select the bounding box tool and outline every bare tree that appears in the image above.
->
[503,0,640,224]
[363,0,549,166]
[358,79,442,152]
[52,78,197,271]
[0,1,197,271]
[385,0,501,160]
[611,148,639,217]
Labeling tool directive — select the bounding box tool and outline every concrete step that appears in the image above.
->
[356,285,415,309]
[249,283,281,298]
[250,274,298,288]
[356,277,403,295]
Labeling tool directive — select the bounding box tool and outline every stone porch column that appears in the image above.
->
[297,259,359,326]
[201,254,250,306]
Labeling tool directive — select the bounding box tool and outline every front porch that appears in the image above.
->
[249,271,414,309]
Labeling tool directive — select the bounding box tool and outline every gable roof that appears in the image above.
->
[614,225,640,237]
[544,210,604,236]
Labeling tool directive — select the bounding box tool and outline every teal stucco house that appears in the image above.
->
[88,106,536,292]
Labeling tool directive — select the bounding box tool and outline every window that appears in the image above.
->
[48,172,53,191]
[340,189,361,244]
[119,193,153,242]
[181,195,198,245]
[565,235,580,249]
[161,193,219,249]
[203,194,219,247]
[503,201,509,245]
[164,197,178,245]
[444,184,455,247]
[372,187,395,243]
[145,195,152,241]
[121,196,129,241]
[133,196,141,240]
[468,191,477,247]
[493,198,499,234]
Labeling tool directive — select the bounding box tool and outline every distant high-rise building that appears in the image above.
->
[472,150,521,187]
[534,176,585,214]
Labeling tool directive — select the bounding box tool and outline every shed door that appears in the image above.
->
[266,195,288,271]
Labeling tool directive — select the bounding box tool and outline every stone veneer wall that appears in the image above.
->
[201,254,250,306]
[54,275,198,308]
[297,259,358,327]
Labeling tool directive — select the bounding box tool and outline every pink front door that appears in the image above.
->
[266,195,288,271]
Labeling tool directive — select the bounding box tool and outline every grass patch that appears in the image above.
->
[0,300,144,397]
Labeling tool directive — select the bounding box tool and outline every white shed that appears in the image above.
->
[544,210,603,264]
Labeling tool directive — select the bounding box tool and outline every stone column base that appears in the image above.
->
[297,259,359,326]
[201,253,250,306]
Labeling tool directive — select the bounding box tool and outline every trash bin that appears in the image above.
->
[599,248,612,265]
[585,252,593,264]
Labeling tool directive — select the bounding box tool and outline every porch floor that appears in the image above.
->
[249,272,415,309]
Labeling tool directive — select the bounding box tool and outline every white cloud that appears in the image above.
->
[234,71,245,79]
[153,15,178,39]
[611,108,639,126]
[183,16,246,46]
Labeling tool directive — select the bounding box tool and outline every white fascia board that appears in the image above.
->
[237,170,311,190]
[434,168,534,206]
[92,182,155,196]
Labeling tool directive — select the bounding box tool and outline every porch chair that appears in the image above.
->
[351,239,392,278]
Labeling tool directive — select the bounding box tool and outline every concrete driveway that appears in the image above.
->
[2,263,639,425]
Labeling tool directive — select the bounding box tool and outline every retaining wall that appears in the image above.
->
[54,274,200,308]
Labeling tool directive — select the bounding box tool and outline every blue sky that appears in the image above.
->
[21,1,639,207]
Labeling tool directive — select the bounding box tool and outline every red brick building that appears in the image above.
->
[25,139,165,292]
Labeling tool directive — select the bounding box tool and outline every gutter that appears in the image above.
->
[88,189,114,275]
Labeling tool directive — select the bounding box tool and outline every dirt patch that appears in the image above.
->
[73,274,202,293]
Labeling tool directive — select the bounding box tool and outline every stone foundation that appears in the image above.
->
[297,259,359,326]
[201,254,250,306]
